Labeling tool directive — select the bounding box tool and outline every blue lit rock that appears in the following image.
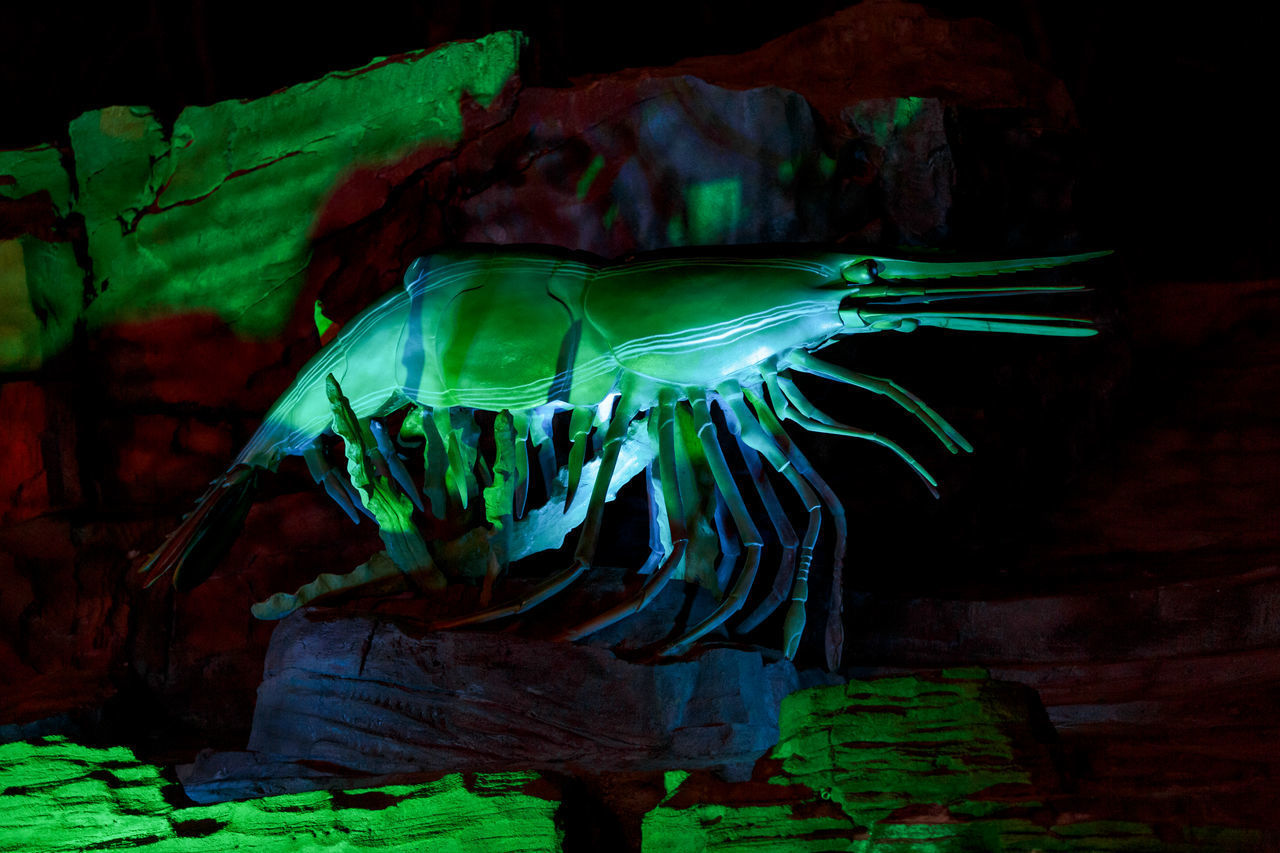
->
[179,609,798,803]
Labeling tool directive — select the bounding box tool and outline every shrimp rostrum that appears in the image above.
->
[141,246,1106,668]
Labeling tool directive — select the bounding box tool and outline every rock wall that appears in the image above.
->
[0,2,1274,847]
[0,736,562,852]
[1,674,1260,851]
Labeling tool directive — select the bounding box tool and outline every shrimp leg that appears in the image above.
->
[558,391,689,640]
[431,387,640,629]
[658,393,763,656]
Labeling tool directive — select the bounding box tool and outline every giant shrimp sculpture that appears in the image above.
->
[141,246,1106,669]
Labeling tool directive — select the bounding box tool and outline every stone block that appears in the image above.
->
[178,611,797,803]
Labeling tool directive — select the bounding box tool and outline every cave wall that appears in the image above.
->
[0,2,1276,849]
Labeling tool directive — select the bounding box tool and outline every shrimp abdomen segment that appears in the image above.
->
[585,256,845,387]
[423,254,618,411]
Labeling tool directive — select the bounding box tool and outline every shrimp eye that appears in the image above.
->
[841,258,881,286]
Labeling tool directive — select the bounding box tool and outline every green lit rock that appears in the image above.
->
[0,736,561,852]
[0,145,83,370]
[643,799,858,853]
[771,669,1034,824]
[643,671,1260,852]
[1,33,522,368]
[0,236,83,370]
[0,144,72,216]
[71,33,522,337]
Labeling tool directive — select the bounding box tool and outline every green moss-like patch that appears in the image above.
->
[0,144,84,370]
[644,673,1262,852]
[0,737,561,852]
[0,144,72,216]
[771,674,1031,824]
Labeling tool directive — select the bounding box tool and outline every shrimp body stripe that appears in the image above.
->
[240,254,846,467]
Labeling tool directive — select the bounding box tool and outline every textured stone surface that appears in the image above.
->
[0,144,71,216]
[0,736,562,852]
[2,677,1265,851]
[455,77,830,252]
[389,80,955,259]
[0,237,81,371]
[643,672,1263,851]
[70,33,523,338]
[0,144,83,371]
[0,518,126,726]
[596,1,1078,130]
[0,383,53,524]
[178,611,798,802]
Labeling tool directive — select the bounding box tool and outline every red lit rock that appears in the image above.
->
[0,382,49,524]
[609,1,1077,130]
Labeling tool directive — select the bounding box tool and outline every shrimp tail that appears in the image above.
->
[138,464,260,590]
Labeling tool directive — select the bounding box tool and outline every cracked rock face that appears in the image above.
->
[0,736,563,852]
[178,610,799,803]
